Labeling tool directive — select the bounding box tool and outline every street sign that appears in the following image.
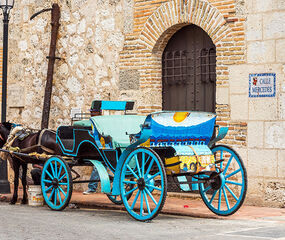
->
[249,73,276,98]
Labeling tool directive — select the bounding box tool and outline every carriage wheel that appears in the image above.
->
[120,147,167,221]
[199,145,247,216]
[41,156,73,211]
[107,180,134,205]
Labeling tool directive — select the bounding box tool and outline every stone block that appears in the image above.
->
[119,70,140,90]
[278,93,285,119]
[247,121,264,148]
[246,14,262,41]
[277,150,285,178]
[276,40,285,63]
[232,146,248,168]
[216,87,229,105]
[247,41,275,64]
[230,94,248,120]
[263,11,285,40]
[249,98,277,120]
[252,0,275,12]
[264,121,285,149]
[248,148,278,177]
[229,64,250,94]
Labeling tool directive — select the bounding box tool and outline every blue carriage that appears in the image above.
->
[40,100,247,221]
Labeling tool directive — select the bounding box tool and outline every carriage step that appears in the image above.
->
[86,160,111,194]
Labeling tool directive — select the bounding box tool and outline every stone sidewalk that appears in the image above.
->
[1,190,285,223]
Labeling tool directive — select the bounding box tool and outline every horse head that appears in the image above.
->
[0,122,13,147]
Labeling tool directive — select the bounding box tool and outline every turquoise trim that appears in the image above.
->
[87,160,111,194]
[101,101,127,110]
[208,127,228,148]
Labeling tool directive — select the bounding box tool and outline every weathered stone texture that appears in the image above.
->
[119,69,140,90]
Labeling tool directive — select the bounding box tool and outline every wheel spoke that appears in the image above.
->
[58,186,67,197]
[140,191,144,216]
[49,162,56,178]
[220,150,223,169]
[54,161,57,179]
[135,155,141,178]
[127,165,139,179]
[45,170,54,180]
[141,152,145,177]
[131,190,140,210]
[145,187,157,205]
[209,190,218,205]
[48,189,55,202]
[218,189,222,211]
[224,184,238,201]
[43,179,52,184]
[203,185,212,193]
[225,168,241,179]
[123,180,137,185]
[222,187,230,210]
[226,180,242,186]
[58,173,67,182]
[145,172,160,183]
[44,185,53,192]
[223,155,233,175]
[144,158,154,178]
[124,186,138,197]
[57,189,62,205]
[145,184,161,191]
[57,164,63,179]
[143,190,151,214]
[54,190,57,205]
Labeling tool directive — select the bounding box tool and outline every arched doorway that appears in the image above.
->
[162,24,216,112]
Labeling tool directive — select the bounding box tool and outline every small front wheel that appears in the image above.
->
[120,147,167,221]
[199,145,247,216]
[41,156,73,211]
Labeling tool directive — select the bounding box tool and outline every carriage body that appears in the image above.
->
[40,101,247,221]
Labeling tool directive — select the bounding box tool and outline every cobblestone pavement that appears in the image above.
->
[1,202,285,240]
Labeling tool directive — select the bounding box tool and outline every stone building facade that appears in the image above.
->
[1,0,285,206]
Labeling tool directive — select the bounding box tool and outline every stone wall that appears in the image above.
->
[1,0,285,205]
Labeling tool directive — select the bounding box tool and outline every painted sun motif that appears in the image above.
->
[173,112,190,123]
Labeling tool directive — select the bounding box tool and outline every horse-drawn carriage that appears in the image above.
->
[2,100,247,221]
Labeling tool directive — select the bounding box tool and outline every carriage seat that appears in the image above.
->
[90,115,147,148]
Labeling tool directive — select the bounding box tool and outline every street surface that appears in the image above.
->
[0,202,284,240]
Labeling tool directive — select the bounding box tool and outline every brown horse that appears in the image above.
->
[0,122,62,204]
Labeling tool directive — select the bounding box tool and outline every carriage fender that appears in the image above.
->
[86,160,111,194]
[111,128,152,196]
[208,126,228,148]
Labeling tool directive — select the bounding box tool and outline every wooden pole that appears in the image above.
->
[41,4,60,129]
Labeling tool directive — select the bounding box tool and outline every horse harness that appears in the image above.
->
[3,127,56,162]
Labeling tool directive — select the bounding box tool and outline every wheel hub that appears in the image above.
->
[210,172,225,190]
[52,178,59,188]
[137,178,145,190]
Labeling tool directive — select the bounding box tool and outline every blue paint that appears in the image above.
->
[87,160,111,194]
[208,127,228,148]
[101,101,127,110]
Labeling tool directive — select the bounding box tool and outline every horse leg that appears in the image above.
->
[21,164,28,204]
[10,160,20,204]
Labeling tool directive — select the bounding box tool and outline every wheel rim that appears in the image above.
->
[199,146,247,215]
[120,148,166,221]
[41,157,70,210]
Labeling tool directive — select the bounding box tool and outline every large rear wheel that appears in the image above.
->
[199,145,247,216]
